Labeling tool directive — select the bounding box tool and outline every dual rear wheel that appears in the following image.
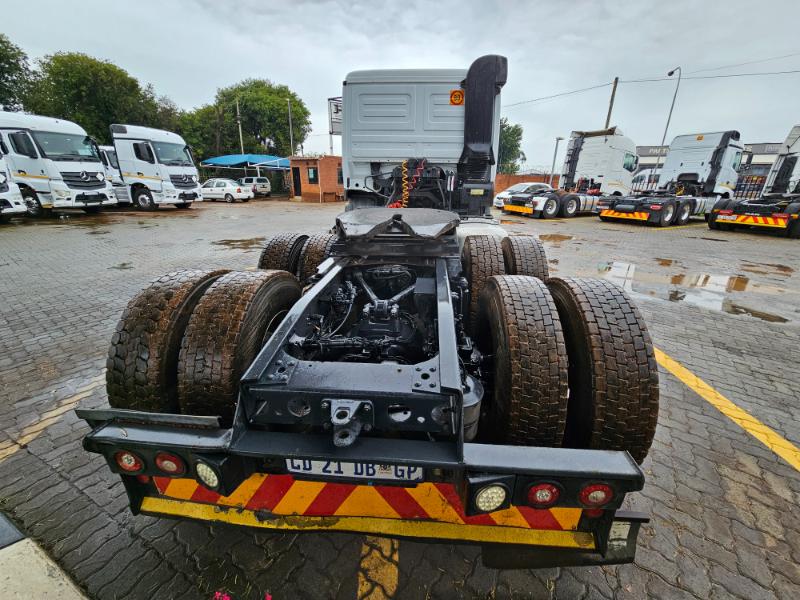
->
[463,234,659,463]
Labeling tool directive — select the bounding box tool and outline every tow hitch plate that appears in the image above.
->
[286,459,424,481]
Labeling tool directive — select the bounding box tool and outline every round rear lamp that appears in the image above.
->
[579,483,614,507]
[474,484,507,513]
[114,450,144,473]
[155,452,186,475]
[526,483,560,508]
[196,461,220,490]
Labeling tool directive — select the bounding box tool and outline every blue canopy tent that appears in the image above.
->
[200,154,290,176]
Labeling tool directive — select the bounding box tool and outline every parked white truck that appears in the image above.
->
[110,124,201,210]
[708,125,800,238]
[0,111,117,217]
[599,131,744,226]
[503,126,638,218]
[0,151,26,223]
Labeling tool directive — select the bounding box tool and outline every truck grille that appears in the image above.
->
[170,174,197,189]
[61,171,105,190]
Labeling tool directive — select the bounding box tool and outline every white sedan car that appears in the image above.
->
[201,178,255,203]
[493,182,553,208]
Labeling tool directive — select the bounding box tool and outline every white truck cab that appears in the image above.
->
[0,152,26,223]
[111,124,201,210]
[656,131,743,196]
[0,111,117,217]
[560,127,638,196]
[99,145,128,203]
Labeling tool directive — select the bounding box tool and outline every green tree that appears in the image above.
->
[0,33,30,110]
[23,52,172,142]
[498,117,526,174]
[179,79,311,160]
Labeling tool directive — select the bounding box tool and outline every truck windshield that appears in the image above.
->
[152,142,194,166]
[31,132,100,162]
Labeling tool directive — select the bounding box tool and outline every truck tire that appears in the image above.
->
[540,197,559,219]
[546,278,659,463]
[787,219,800,239]
[22,189,52,218]
[258,233,309,276]
[654,201,676,227]
[178,270,302,422]
[675,202,692,225]
[106,269,229,413]
[559,194,580,218]
[501,235,549,280]
[462,235,506,332]
[298,233,337,280]
[476,275,568,446]
[133,188,157,211]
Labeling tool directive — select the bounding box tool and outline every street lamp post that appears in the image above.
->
[653,67,682,182]
[549,137,564,186]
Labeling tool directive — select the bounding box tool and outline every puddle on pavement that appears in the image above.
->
[211,237,266,251]
[109,262,133,270]
[539,234,574,245]
[739,261,794,276]
[597,260,790,323]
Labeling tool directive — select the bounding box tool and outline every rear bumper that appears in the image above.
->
[714,213,792,229]
[78,408,647,566]
[504,204,534,215]
[599,208,650,221]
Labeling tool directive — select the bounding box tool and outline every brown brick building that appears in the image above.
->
[289,156,344,202]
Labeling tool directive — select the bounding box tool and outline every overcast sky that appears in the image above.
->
[4,0,800,167]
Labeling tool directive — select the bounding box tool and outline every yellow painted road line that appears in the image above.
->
[357,536,399,600]
[655,348,800,472]
[0,375,105,461]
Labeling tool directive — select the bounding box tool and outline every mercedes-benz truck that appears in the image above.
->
[0,111,117,217]
[111,124,202,210]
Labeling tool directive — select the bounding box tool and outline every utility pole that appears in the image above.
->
[329,133,334,156]
[654,67,682,177]
[604,77,619,129]
[235,98,245,155]
[287,98,295,156]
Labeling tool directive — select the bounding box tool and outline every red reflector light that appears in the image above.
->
[136,474,151,484]
[155,452,186,475]
[719,209,734,215]
[649,204,663,210]
[236,188,242,193]
[579,483,613,507]
[584,508,604,518]
[114,450,144,473]
[772,213,789,219]
[527,483,560,508]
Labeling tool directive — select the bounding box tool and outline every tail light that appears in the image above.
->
[252,185,257,192]
[649,204,663,211]
[114,450,144,473]
[719,209,734,215]
[579,483,614,507]
[155,452,186,475]
[195,461,221,490]
[772,213,789,218]
[526,482,560,508]
[236,187,242,193]
[473,484,508,512]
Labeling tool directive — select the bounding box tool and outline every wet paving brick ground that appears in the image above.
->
[1,201,799,599]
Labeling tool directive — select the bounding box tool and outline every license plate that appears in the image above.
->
[286,459,423,481]
[717,214,737,221]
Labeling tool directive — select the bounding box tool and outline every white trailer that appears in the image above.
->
[111,124,202,210]
[0,152,26,223]
[0,111,117,217]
